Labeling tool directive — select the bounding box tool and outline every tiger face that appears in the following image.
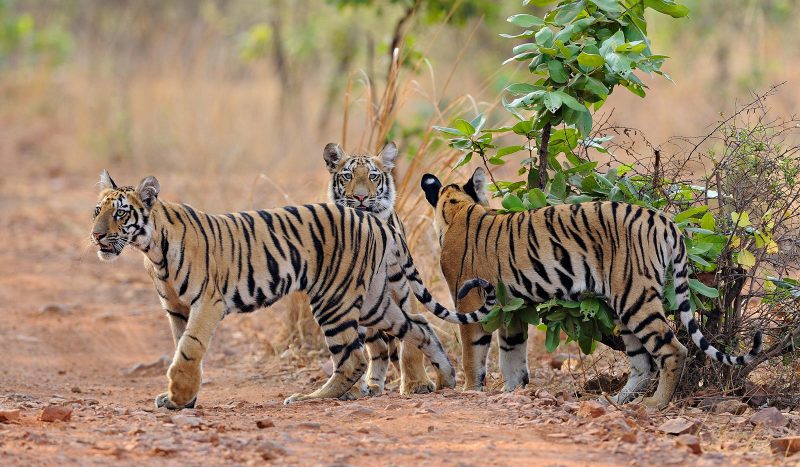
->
[90,170,160,261]
[323,142,398,218]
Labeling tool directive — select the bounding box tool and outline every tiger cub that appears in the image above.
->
[323,142,436,395]
[90,171,495,409]
[421,167,761,409]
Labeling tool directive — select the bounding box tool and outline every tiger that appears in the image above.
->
[89,170,495,409]
[323,141,435,395]
[420,167,762,409]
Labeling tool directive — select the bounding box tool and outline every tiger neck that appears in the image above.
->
[135,200,173,268]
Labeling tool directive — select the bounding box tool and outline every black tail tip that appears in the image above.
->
[751,331,763,354]
[457,278,491,300]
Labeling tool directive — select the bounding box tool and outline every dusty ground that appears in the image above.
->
[1,175,798,466]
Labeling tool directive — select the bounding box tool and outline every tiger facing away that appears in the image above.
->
[323,141,435,394]
[420,167,762,409]
[90,170,495,409]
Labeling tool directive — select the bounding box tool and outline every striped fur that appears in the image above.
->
[90,170,495,409]
[324,142,435,394]
[421,168,761,409]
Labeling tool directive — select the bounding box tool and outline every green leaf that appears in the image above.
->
[495,281,508,305]
[470,114,486,133]
[664,279,677,310]
[506,83,544,95]
[480,307,503,333]
[673,205,708,223]
[554,0,585,26]
[731,211,751,228]
[517,306,541,325]
[502,297,526,312]
[502,193,526,212]
[547,60,569,84]
[454,118,476,136]
[535,27,554,47]
[688,278,719,298]
[507,14,545,28]
[644,0,690,18]
[550,172,567,199]
[577,52,604,69]
[543,91,563,112]
[545,322,561,353]
[433,126,464,136]
[735,249,756,269]
[454,152,473,168]
[589,0,623,12]
[496,145,526,158]
[577,331,594,355]
[699,212,715,231]
[528,188,547,209]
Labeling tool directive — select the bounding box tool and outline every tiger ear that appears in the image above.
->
[377,142,398,171]
[137,176,160,208]
[99,169,118,190]
[421,174,442,207]
[323,143,345,174]
[463,167,489,205]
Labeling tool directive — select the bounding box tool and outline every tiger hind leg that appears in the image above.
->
[363,328,391,395]
[498,318,529,392]
[623,298,687,409]
[284,307,367,404]
[606,321,657,405]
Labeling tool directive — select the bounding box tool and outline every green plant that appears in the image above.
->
[435,0,690,354]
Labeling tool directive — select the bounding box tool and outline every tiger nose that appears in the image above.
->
[353,194,367,202]
[93,232,106,241]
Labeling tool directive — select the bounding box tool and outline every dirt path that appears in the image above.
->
[0,176,790,465]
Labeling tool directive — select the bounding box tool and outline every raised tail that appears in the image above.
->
[391,234,495,324]
[672,232,762,365]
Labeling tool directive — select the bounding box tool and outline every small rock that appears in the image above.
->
[171,415,202,428]
[749,407,787,428]
[40,304,68,314]
[384,403,402,411]
[770,437,800,457]
[549,354,569,370]
[257,440,286,461]
[256,418,275,429]
[0,409,21,422]
[712,399,748,415]
[122,355,170,377]
[356,427,369,434]
[296,422,320,430]
[743,382,769,407]
[577,401,606,418]
[658,417,700,435]
[620,432,638,444]
[676,434,702,455]
[534,389,555,400]
[40,405,72,422]
[427,425,435,432]
[71,387,82,394]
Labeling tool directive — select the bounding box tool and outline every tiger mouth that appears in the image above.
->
[98,244,116,253]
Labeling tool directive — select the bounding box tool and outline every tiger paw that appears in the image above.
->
[367,384,385,396]
[400,379,435,395]
[155,393,196,410]
[340,383,369,401]
[283,393,306,405]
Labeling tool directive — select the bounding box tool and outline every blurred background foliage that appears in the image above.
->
[2,0,799,193]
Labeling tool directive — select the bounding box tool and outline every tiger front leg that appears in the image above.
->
[155,299,224,410]
[284,317,367,404]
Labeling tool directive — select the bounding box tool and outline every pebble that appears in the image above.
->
[749,407,787,428]
[40,405,73,422]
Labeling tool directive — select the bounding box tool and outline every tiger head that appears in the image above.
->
[323,142,398,219]
[90,170,160,262]
[421,167,490,236]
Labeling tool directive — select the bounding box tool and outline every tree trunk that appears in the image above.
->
[537,122,552,189]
